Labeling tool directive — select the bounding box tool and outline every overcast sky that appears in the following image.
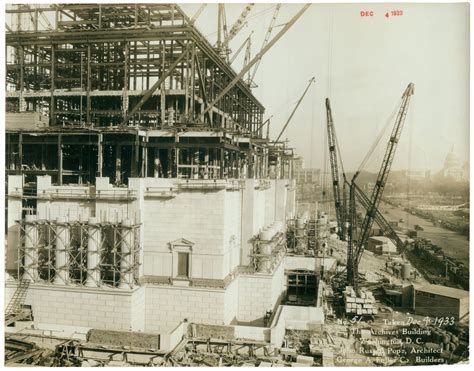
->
[182,3,469,173]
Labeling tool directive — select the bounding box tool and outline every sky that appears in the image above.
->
[181,3,470,173]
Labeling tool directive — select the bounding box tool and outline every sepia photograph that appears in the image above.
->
[2,1,470,367]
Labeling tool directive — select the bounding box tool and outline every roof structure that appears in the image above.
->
[415,284,469,300]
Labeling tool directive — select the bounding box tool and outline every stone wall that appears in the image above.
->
[144,285,228,333]
[6,283,135,332]
[237,259,286,326]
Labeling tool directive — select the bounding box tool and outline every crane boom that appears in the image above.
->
[355,83,414,261]
[275,77,315,142]
[325,98,345,239]
[353,183,405,252]
[348,83,414,288]
[223,4,255,48]
[195,4,311,125]
[248,4,281,86]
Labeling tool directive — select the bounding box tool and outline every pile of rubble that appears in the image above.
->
[344,286,378,315]
[4,336,80,367]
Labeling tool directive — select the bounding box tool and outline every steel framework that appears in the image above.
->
[6,4,295,186]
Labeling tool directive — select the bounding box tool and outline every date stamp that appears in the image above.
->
[360,10,374,17]
[386,10,404,18]
[359,10,404,18]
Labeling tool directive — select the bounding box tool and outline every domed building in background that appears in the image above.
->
[441,150,465,181]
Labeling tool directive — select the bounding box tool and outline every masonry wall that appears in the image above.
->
[264,181,276,226]
[274,179,288,224]
[95,177,143,223]
[237,259,286,326]
[240,180,255,266]
[254,185,266,233]
[36,176,93,221]
[141,181,228,280]
[9,284,135,332]
[131,286,146,332]
[240,180,270,266]
[7,176,22,272]
[286,180,296,220]
[144,285,227,333]
[222,189,242,276]
[6,175,295,336]
[224,277,239,324]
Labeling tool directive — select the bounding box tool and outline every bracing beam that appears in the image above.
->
[123,50,188,125]
[195,4,311,125]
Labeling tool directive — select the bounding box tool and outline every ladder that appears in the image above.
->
[5,279,30,316]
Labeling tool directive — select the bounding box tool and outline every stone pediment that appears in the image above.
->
[169,238,194,251]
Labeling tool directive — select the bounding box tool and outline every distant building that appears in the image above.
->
[404,169,430,181]
[294,156,320,185]
[441,150,465,181]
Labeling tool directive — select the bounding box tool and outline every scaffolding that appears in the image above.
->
[250,231,286,274]
[18,216,140,288]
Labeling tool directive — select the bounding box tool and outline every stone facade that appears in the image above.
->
[6,174,296,335]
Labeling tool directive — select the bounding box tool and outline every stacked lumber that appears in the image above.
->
[343,286,378,315]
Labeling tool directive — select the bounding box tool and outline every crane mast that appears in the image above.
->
[325,98,345,240]
[348,83,415,289]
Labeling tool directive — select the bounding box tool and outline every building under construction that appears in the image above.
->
[4,4,332,358]
[5,3,469,367]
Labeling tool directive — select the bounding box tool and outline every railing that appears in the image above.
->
[37,188,90,200]
[178,179,227,190]
[95,189,137,200]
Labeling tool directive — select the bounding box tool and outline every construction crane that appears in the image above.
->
[216,4,228,54]
[325,98,404,248]
[218,3,255,58]
[325,98,346,240]
[196,4,310,125]
[347,83,415,289]
[352,183,405,252]
[275,77,316,142]
[248,4,281,87]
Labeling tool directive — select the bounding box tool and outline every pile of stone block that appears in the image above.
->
[344,286,378,315]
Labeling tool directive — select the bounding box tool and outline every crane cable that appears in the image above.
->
[322,5,335,213]
[310,79,316,167]
[356,99,400,175]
